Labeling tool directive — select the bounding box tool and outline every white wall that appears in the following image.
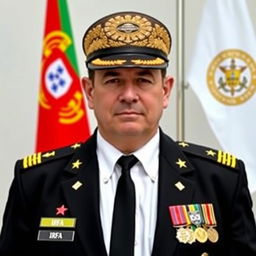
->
[0,0,255,230]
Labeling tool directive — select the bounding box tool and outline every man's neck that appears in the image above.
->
[97,129,159,154]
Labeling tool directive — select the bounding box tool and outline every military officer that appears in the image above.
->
[0,11,256,256]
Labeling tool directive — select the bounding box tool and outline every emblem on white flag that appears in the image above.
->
[45,58,72,99]
[207,49,256,105]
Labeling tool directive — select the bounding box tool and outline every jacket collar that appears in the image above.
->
[152,130,196,256]
[62,129,196,256]
[61,131,108,256]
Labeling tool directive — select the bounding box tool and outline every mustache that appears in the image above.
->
[114,104,144,115]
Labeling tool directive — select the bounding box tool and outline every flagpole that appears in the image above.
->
[176,0,185,141]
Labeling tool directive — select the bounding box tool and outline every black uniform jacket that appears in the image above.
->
[0,131,256,256]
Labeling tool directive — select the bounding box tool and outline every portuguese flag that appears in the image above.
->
[36,0,90,152]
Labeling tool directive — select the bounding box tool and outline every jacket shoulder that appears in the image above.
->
[176,141,239,170]
[17,143,83,170]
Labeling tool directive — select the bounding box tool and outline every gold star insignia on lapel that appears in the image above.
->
[178,142,189,147]
[71,143,81,149]
[206,150,216,157]
[72,160,83,169]
[72,181,83,190]
[175,181,185,191]
[176,158,187,168]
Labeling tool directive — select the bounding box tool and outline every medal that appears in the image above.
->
[187,204,208,243]
[187,204,204,227]
[176,227,191,244]
[201,203,219,243]
[207,227,219,243]
[169,203,218,245]
[169,205,194,244]
[194,227,208,243]
[187,227,196,244]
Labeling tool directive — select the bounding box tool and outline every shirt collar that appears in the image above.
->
[96,130,160,182]
[133,130,159,182]
[97,131,123,182]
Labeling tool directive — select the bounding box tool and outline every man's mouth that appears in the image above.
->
[115,111,142,116]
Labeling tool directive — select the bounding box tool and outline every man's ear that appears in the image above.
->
[163,76,174,109]
[82,77,94,109]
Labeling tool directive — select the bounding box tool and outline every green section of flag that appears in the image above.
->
[58,0,79,74]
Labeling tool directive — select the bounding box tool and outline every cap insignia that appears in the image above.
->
[84,13,171,57]
[117,23,139,33]
[91,58,126,66]
[104,15,151,43]
[131,58,165,65]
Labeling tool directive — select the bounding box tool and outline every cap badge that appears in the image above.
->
[117,23,139,33]
[104,14,151,44]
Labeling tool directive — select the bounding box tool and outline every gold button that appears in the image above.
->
[201,253,209,256]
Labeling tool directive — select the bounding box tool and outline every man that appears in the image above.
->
[0,11,256,256]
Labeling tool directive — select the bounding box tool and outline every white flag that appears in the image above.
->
[187,0,256,192]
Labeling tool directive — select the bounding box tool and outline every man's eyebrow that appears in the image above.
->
[136,70,154,76]
[102,71,120,77]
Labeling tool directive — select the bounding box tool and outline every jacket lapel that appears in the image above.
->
[61,134,107,256]
[60,130,196,256]
[152,131,196,256]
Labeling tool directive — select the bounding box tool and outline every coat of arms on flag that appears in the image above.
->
[45,58,72,99]
[36,0,90,152]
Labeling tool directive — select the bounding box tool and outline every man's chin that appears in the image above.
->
[115,125,144,136]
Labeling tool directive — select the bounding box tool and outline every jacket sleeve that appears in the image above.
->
[0,161,34,255]
[229,159,256,255]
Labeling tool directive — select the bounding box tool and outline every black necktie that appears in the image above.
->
[109,155,138,256]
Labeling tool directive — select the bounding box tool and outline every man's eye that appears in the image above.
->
[104,78,120,86]
[137,78,151,83]
[104,78,120,85]
[137,78,153,87]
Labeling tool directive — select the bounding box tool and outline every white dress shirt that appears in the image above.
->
[97,130,159,256]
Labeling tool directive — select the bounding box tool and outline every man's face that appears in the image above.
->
[83,68,173,143]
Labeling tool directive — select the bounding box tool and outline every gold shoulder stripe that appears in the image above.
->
[177,141,238,169]
[23,153,42,169]
[20,143,83,170]
[217,150,237,168]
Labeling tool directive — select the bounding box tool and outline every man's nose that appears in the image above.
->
[118,84,139,103]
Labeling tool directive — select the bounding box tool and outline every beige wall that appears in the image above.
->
[0,0,255,229]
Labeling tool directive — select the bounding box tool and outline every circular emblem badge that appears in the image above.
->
[104,14,152,43]
[207,49,256,105]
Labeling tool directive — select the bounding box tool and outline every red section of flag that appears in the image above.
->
[44,0,61,35]
[36,0,90,152]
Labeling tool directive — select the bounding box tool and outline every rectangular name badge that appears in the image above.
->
[40,218,76,228]
[37,230,75,242]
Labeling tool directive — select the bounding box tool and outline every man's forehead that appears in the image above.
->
[95,68,161,77]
